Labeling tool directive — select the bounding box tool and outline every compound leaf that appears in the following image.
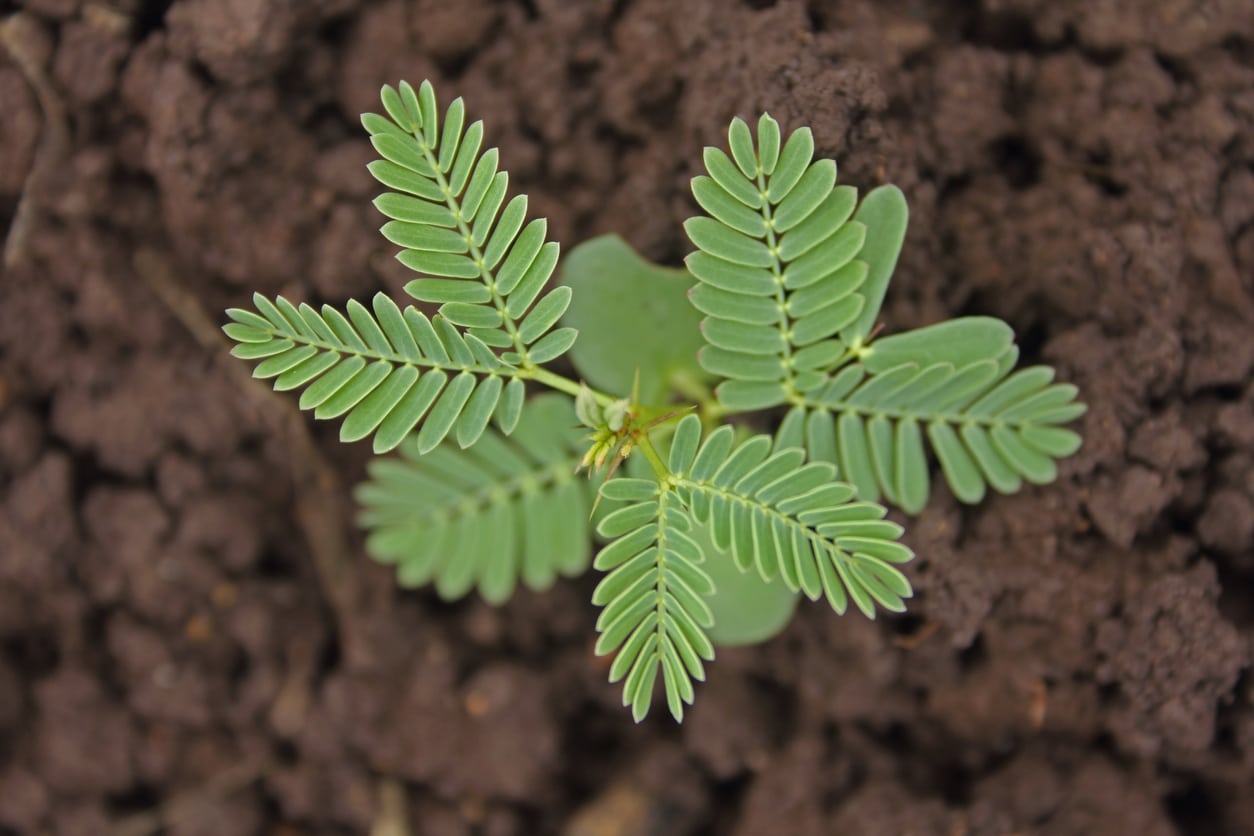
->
[686,117,898,412]
[667,415,913,619]
[357,394,594,602]
[224,293,525,452]
[593,486,713,723]
[363,81,576,365]
[786,319,1086,511]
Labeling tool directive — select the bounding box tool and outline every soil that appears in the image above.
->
[2,0,1253,834]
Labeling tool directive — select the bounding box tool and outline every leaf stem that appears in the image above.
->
[409,126,529,357]
[528,366,617,407]
[756,169,799,404]
[636,433,670,480]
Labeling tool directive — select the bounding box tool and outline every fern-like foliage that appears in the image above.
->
[365,81,575,365]
[592,414,913,721]
[667,415,913,617]
[225,292,527,453]
[687,117,1086,513]
[356,394,594,602]
[224,80,578,454]
[685,114,868,411]
[592,478,715,723]
[777,319,1086,513]
[223,80,1084,726]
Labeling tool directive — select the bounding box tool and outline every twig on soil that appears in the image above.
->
[891,619,939,649]
[1027,677,1047,730]
[269,635,319,738]
[562,782,661,836]
[133,248,361,636]
[370,777,413,836]
[108,755,269,836]
[1,13,69,270]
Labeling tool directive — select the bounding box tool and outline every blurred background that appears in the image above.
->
[1,0,1253,833]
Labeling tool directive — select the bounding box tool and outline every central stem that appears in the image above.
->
[411,127,528,357]
[755,169,798,404]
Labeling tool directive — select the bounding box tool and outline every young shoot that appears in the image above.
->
[223,80,1085,722]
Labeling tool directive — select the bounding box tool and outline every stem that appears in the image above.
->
[755,169,799,405]
[409,127,528,357]
[528,366,618,407]
[636,433,670,480]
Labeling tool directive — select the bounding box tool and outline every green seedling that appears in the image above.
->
[224,81,1085,722]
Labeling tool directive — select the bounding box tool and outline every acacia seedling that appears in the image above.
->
[224,80,1085,722]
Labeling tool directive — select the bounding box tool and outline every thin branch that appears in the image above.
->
[370,777,412,836]
[1,13,70,269]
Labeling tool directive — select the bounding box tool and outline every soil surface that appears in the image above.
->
[3,1,1254,834]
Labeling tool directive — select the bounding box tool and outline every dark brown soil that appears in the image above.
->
[2,1,1253,833]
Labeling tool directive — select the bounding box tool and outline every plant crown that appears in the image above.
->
[223,80,1085,722]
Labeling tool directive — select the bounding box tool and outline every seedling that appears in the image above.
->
[223,81,1085,722]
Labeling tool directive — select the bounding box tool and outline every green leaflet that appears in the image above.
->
[716,380,787,410]
[685,116,884,413]
[777,186,857,261]
[224,293,528,453]
[373,193,457,226]
[703,147,762,208]
[790,294,864,346]
[699,346,784,382]
[773,159,836,232]
[593,487,713,723]
[728,117,759,178]
[667,415,913,616]
[559,235,706,407]
[689,284,778,325]
[518,287,572,345]
[785,259,865,315]
[787,327,1087,511]
[357,394,593,602]
[862,317,1013,373]
[781,223,866,290]
[840,185,908,345]
[684,217,774,267]
[692,176,767,237]
[768,128,814,203]
[363,80,573,364]
[757,113,781,174]
[527,328,578,364]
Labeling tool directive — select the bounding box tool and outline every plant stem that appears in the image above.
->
[408,129,530,358]
[527,366,616,406]
[755,168,799,404]
[636,432,670,480]
[524,353,677,483]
